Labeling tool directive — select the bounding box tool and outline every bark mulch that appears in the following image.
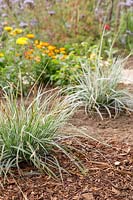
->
[0,138,132,200]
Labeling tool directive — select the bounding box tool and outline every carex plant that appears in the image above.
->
[67,54,133,120]
[0,85,82,179]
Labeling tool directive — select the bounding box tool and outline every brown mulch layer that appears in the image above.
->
[124,57,133,69]
[0,139,132,200]
[69,111,133,145]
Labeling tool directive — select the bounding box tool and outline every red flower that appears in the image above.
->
[104,24,110,31]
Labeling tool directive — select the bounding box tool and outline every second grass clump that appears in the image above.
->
[68,57,133,119]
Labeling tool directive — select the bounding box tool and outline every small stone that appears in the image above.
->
[114,161,121,166]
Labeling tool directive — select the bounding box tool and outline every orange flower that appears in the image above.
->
[48,52,55,57]
[24,50,33,57]
[26,34,35,39]
[36,44,42,49]
[48,45,56,51]
[40,42,49,47]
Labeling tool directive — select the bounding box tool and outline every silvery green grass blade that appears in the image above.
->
[0,85,84,180]
[67,56,133,119]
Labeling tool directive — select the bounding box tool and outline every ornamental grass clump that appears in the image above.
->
[0,87,78,178]
[68,57,133,119]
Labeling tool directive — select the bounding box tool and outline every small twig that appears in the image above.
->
[10,174,28,200]
[107,179,131,190]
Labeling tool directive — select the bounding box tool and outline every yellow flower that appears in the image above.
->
[0,52,4,57]
[59,47,65,52]
[4,26,13,32]
[26,34,35,39]
[51,55,56,59]
[60,50,66,54]
[55,49,60,53]
[48,52,55,57]
[34,40,39,45]
[48,45,56,51]
[10,28,23,36]
[59,48,66,54]
[14,28,23,34]
[16,37,29,45]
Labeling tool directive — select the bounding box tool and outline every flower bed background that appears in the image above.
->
[0,23,114,91]
[0,0,133,93]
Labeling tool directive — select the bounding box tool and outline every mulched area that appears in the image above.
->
[69,111,133,145]
[0,137,132,200]
[0,66,133,199]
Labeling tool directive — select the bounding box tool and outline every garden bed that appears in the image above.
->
[0,76,132,200]
[0,1,133,199]
[0,111,132,200]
